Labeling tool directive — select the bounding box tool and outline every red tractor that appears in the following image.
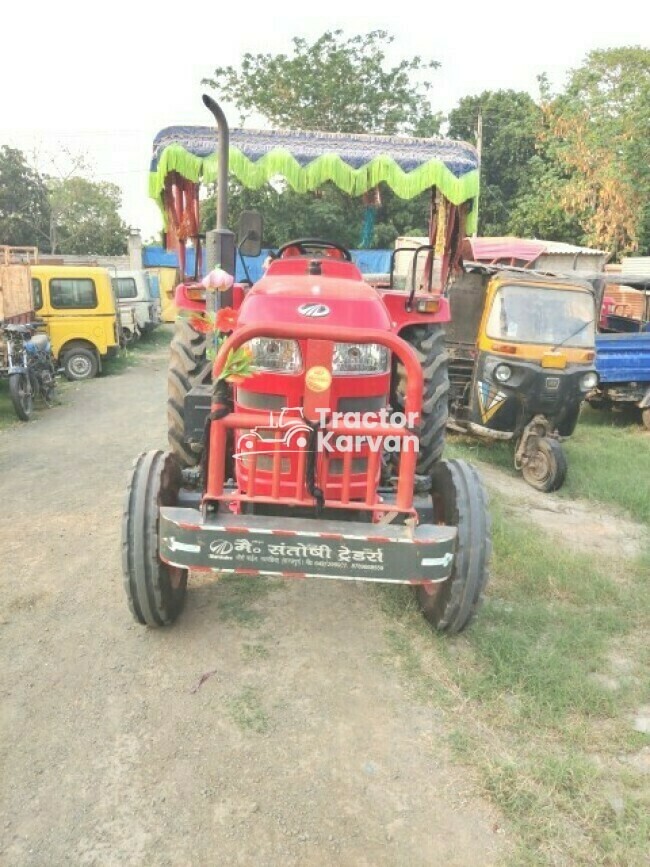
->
[122,95,489,633]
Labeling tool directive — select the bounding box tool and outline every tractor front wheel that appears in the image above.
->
[167,318,212,467]
[416,459,491,634]
[122,450,188,626]
[393,324,449,475]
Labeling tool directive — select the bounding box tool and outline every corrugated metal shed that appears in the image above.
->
[622,257,650,277]
[541,240,608,257]
[460,236,609,273]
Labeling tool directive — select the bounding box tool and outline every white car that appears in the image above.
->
[112,270,161,336]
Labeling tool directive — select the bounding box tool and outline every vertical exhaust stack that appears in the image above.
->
[202,94,235,307]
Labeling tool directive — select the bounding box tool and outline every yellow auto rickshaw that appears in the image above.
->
[445,266,599,491]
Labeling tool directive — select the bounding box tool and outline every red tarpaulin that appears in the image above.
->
[462,237,547,266]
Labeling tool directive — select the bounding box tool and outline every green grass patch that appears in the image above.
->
[216,574,283,626]
[241,642,270,661]
[103,327,172,374]
[376,505,650,865]
[561,406,650,525]
[227,686,270,734]
[446,404,650,525]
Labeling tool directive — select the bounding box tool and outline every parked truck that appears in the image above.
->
[589,273,650,429]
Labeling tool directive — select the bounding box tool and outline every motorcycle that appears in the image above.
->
[1,321,57,421]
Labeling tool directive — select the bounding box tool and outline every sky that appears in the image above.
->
[2,0,648,240]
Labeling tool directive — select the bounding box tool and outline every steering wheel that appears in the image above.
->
[275,238,352,261]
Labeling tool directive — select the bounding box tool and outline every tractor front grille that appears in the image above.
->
[337,395,388,413]
[237,389,286,411]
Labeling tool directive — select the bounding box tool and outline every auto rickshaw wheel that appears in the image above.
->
[167,318,212,467]
[416,459,491,634]
[393,324,449,474]
[642,408,650,431]
[122,450,188,626]
[521,437,567,493]
[9,372,33,421]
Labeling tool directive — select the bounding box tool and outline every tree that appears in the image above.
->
[202,181,430,250]
[48,177,129,255]
[507,156,585,243]
[202,30,439,246]
[0,146,51,248]
[447,90,542,237]
[540,47,650,254]
[203,30,439,134]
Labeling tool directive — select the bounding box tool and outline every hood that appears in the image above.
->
[238,262,391,330]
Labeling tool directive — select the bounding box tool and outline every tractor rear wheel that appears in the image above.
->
[122,450,188,626]
[393,324,449,474]
[167,319,212,467]
[416,459,491,634]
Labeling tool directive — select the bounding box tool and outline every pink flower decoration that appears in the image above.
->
[201,268,234,292]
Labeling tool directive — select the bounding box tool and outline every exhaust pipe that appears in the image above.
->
[201,94,235,294]
[202,94,229,231]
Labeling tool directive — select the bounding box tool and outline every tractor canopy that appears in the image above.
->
[149,125,480,236]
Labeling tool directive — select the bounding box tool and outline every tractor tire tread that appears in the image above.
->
[394,324,449,474]
[167,319,212,467]
[417,459,491,634]
[122,450,187,627]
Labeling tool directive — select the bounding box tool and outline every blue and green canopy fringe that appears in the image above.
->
[150,126,480,233]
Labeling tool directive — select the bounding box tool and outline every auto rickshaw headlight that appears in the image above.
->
[580,372,598,391]
[494,364,512,383]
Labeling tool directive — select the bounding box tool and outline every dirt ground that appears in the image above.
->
[0,345,507,867]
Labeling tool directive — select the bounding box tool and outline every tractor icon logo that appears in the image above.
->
[298,303,330,318]
[234,407,313,461]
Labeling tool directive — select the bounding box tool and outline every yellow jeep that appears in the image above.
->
[30,265,119,380]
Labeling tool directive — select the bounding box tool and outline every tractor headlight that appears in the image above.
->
[332,343,390,375]
[494,364,512,383]
[248,338,301,372]
[580,371,598,391]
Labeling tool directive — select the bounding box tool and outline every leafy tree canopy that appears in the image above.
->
[203,29,440,135]
[448,90,542,237]
[0,146,50,248]
[539,47,650,253]
[202,182,430,250]
[202,30,439,246]
[48,177,129,256]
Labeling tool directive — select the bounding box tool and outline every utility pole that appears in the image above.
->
[474,108,483,238]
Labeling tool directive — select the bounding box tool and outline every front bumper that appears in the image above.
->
[160,508,456,584]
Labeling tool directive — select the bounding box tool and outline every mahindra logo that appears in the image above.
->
[298,303,330,318]
[209,540,233,556]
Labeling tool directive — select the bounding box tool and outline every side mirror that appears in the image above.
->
[238,210,263,258]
